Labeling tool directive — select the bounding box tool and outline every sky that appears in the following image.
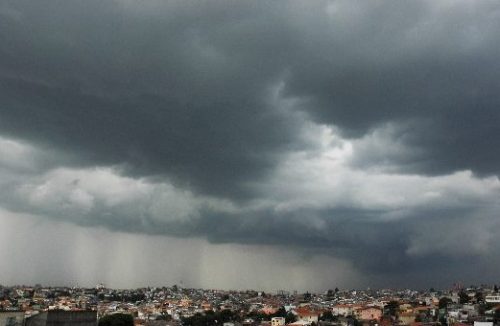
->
[0,0,500,292]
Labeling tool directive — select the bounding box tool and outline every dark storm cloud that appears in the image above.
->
[0,77,298,198]
[2,0,500,187]
[0,0,302,198]
[1,0,500,287]
[277,0,500,175]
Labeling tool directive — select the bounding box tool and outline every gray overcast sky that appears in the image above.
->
[1,0,500,291]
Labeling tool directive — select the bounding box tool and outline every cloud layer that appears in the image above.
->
[1,0,500,288]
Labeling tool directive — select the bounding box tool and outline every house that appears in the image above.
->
[356,307,382,321]
[287,321,312,326]
[270,317,285,326]
[333,305,360,317]
[261,306,279,315]
[399,311,417,325]
[293,307,320,324]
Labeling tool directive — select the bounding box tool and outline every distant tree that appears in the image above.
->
[346,316,361,326]
[218,309,238,323]
[478,302,490,316]
[183,310,239,326]
[182,312,205,326]
[458,291,470,304]
[246,309,268,322]
[475,291,484,303]
[98,313,134,326]
[285,312,297,324]
[384,301,399,317]
[438,297,452,310]
[155,314,171,321]
[494,285,499,293]
[494,308,500,324]
[272,307,287,318]
[320,311,335,321]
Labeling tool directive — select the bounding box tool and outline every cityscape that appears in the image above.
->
[2,1,500,326]
[1,284,500,326]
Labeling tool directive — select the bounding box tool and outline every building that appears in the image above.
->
[332,304,362,317]
[270,317,285,326]
[356,307,382,321]
[474,322,493,326]
[25,311,97,326]
[485,296,500,304]
[287,322,311,326]
[0,312,25,326]
[293,308,320,324]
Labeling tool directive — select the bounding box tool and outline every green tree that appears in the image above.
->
[458,291,470,304]
[494,308,500,324]
[285,312,297,324]
[155,314,172,321]
[99,314,134,326]
[320,311,336,322]
[384,301,399,317]
[272,307,287,318]
[346,316,361,326]
[475,291,484,303]
[182,310,240,326]
[438,297,452,310]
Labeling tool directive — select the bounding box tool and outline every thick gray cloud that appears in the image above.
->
[2,0,500,182]
[278,0,500,175]
[0,0,303,198]
[1,0,500,288]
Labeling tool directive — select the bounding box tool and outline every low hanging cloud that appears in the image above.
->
[1,126,499,287]
[1,0,500,288]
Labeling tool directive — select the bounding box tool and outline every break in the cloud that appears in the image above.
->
[0,0,500,289]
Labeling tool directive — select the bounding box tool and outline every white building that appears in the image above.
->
[474,322,493,326]
[271,317,285,326]
[485,295,500,303]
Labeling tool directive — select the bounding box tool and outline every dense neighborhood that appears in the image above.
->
[1,284,500,326]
